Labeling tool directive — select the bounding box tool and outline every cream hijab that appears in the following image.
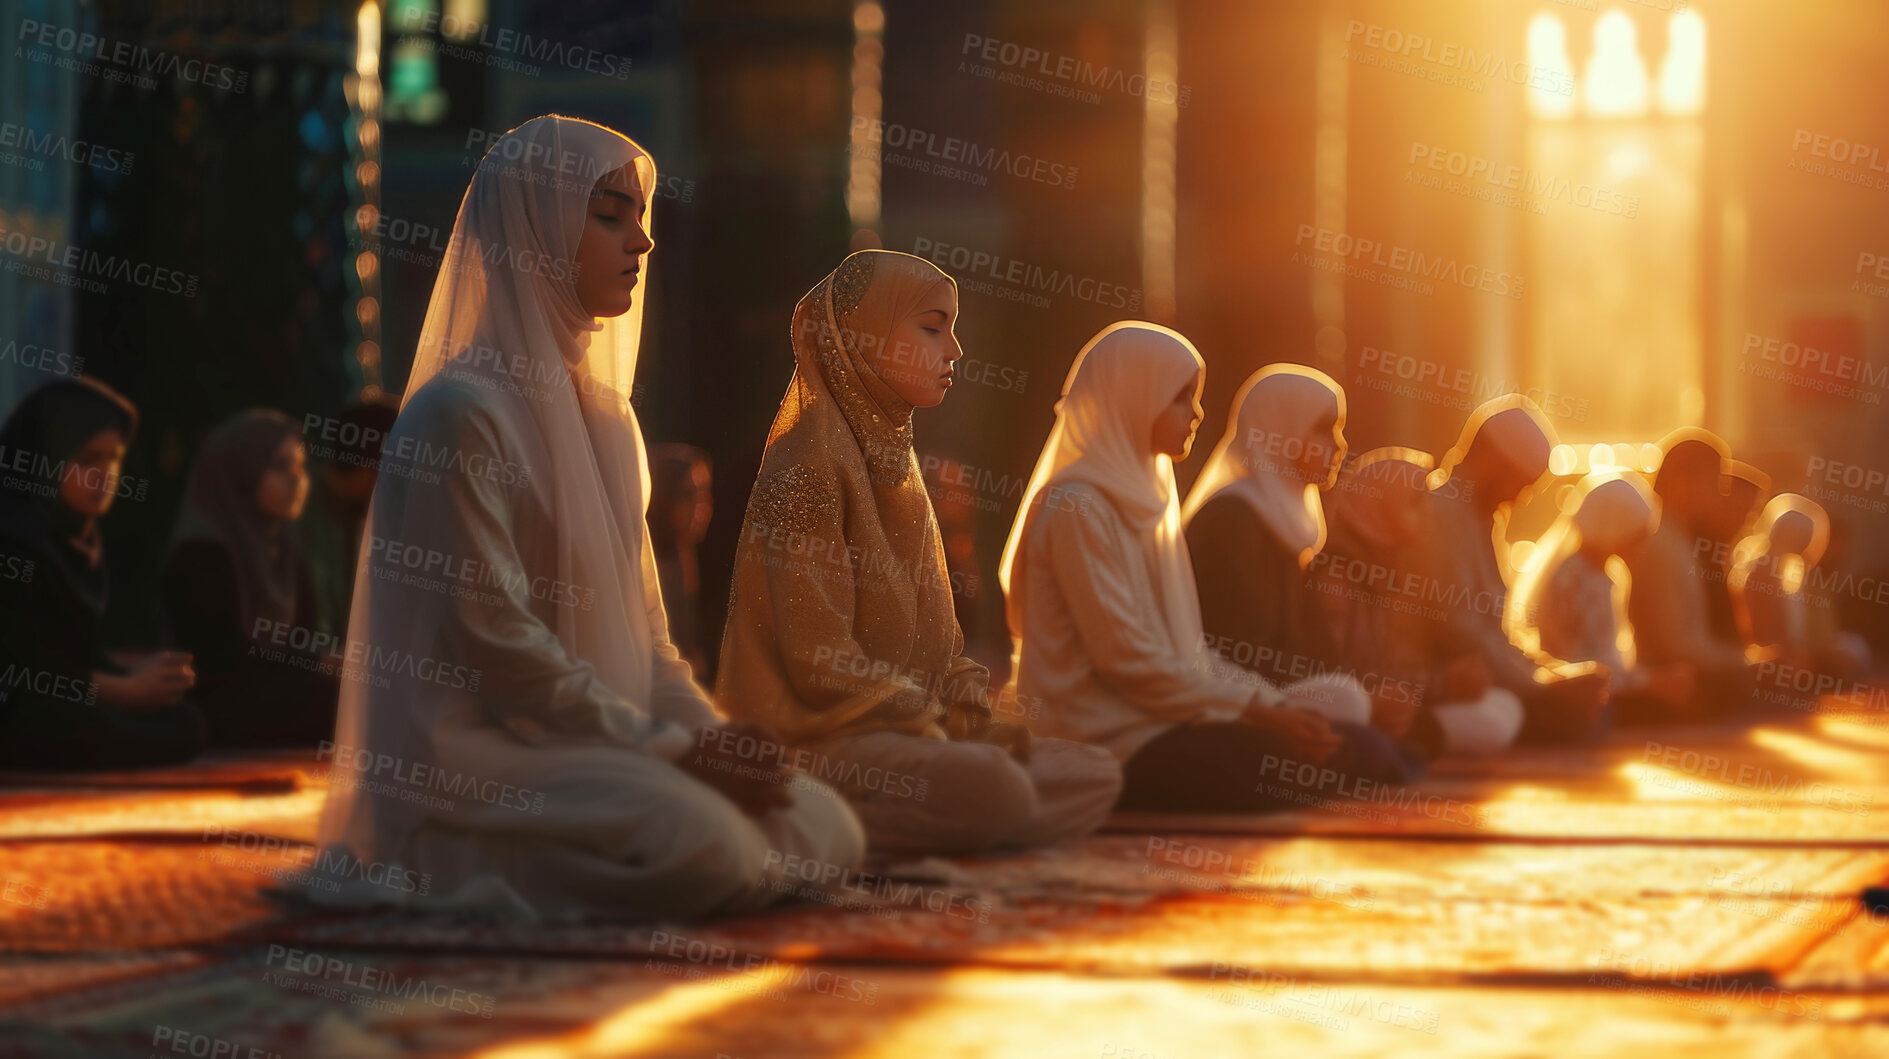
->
[1181,364,1346,571]
[1731,492,1829,644]
[320,116,671,854]
[1507,471,1658,654]
[1000,322,1206,661]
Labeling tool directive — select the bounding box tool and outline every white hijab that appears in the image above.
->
[1507,471,1658,652]
[1000,322,1206,661]
[320,115,667,854]
[1180,364,1345,571]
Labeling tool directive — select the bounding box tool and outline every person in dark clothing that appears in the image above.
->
[647,442,714,676]
[301,399,398,642]
[1623,429,1756,720]
[1413,396,1612,745]
[1701,458,1768,642]
[0,378,206,770]
[160,410,337,747]
[1181,365,1423,784]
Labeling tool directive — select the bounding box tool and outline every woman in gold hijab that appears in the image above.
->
[717,250,1121,855]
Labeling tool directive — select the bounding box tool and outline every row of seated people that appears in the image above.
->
[0,380,395,768]
[2,115,1875,923]
[287,118,1880,920]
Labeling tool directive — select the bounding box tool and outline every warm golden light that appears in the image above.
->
[1142,0,1180,320]
[1549,444,1580,477]
[355,1,380,81]
[471,966,793,1058]
[1526,14,1577,120]
[1584,12,1649,118]
[846,3,885,233]
[1657,10,1706,116]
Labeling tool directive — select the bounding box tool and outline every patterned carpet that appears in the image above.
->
[4,711,1889,1057]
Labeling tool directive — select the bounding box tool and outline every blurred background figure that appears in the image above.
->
[1182,365,1421,775]
[1626,430,1754,719]
[923,454,995,673]
[0,379,204,770]
[1312,448,1524,759]
[1419,397,1612,745]
[1510,472,1694,727]
[160,410,337,748]
[1699,459,1770,644]
[1731,493,1870,685]
[302,399,399,643]
[647,442,715,677]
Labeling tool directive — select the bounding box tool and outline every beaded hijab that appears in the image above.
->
[717,251,987,742]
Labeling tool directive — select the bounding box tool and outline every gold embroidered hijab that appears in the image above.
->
[716,250,986,743]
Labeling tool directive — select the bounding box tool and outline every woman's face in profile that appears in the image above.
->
[1150,372,1204,460]
[575,163,654,319]
[255,436,310,524]
[874,281,963,409]
[58,427,127,519]
[1300,403,1348,490]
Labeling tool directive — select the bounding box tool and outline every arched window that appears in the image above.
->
[1523,8,1705,444]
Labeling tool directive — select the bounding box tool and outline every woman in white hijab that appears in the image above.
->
[1729,494,1827,660]
[1180,366,1421,781]
[309,116,862,922]
[1730,493,1872,686]
[1508,471,1692,726]
[1002,325,1354,813]
[1181,367,1369,720]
